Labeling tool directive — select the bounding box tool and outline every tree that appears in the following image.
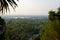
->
[0,0,18,40]
[48,10,56,21]
[57,7,60,19]
[0,17,6,40]
[0,0,18,14]
[40,7,60,40]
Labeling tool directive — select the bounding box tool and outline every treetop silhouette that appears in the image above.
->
[0,0,18,14]
[49,7,60,21]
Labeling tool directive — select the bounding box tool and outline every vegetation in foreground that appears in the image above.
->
[40,7,60,40]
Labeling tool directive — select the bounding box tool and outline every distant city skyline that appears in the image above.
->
[3,0,60,15]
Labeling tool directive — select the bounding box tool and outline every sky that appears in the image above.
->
[4,0,60,15]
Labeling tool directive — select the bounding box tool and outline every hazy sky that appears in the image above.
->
[5,0,60,15]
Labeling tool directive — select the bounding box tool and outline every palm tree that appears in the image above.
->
[0,0,18,40]
[0,0,18,14]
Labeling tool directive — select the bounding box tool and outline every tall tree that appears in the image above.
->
[0,0,18,40]
[40,7,60,40]
[0,17,6,40]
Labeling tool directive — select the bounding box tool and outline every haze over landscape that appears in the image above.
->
[1,0,60,15]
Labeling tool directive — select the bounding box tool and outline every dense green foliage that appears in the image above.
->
[0,17,6,40]
[3,17,48,40]
[40,7,60,40]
